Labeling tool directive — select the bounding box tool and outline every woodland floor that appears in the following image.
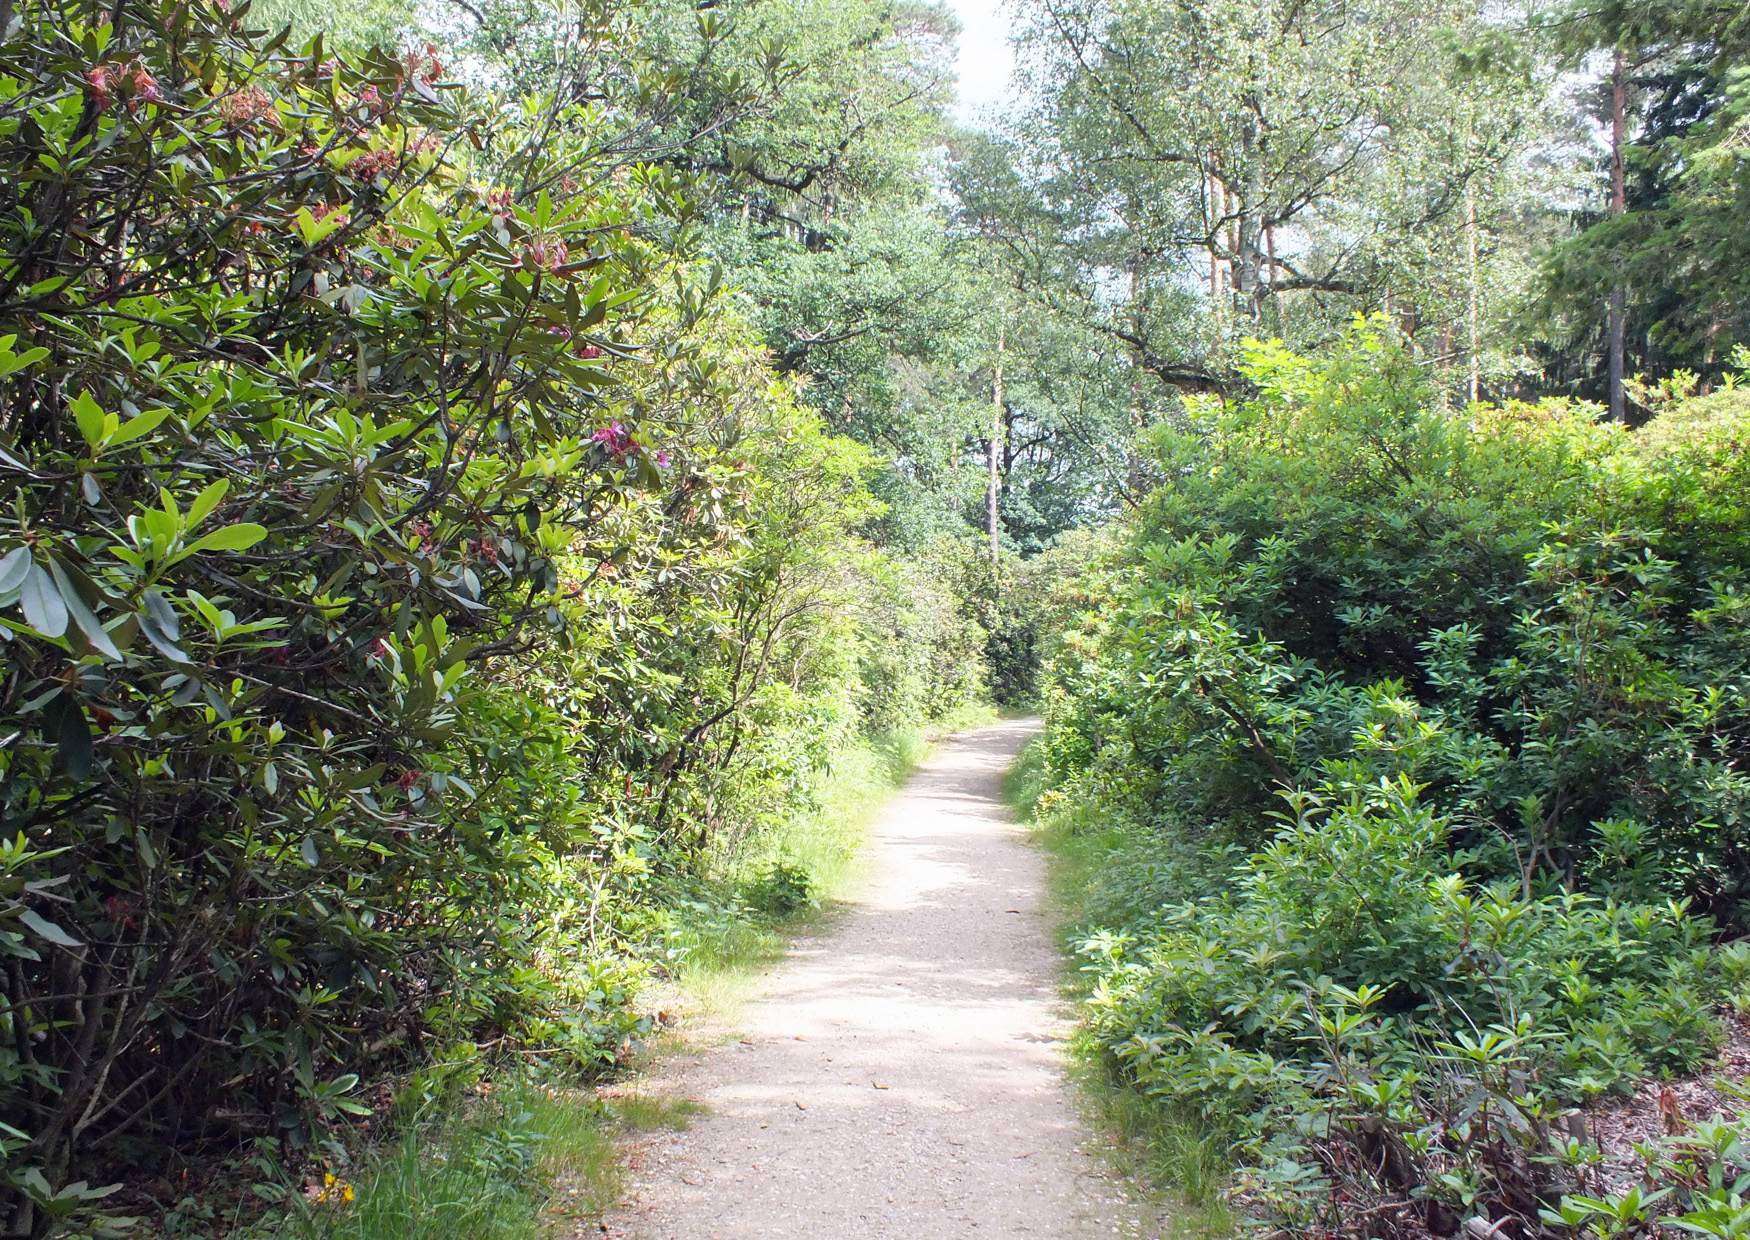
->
[594,718,1160,1239]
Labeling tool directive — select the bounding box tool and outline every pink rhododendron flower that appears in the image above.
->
[520,239,568,273]
[347,147,398,180]
[86,64,115,110]
[130,66,160,105]
[592,422,634,456]
[219,85,278,129]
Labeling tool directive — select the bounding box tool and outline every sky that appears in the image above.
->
[945,0,1018,122]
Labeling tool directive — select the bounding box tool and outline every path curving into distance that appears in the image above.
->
[599,718,1158,1239]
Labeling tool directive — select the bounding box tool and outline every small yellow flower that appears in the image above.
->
[306,1171,355,1206]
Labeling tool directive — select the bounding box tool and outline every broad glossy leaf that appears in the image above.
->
[19,564,67,637]
[70,391,106,449]
[185,523,268,555]
[187,479,229,527]
[47,559,120,660]
[0,546,30,593]
[48,693,93,779]
[18,909,81,949]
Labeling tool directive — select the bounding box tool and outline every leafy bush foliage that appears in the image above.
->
[0,2,990,1231]
[1038,323,1750,1235]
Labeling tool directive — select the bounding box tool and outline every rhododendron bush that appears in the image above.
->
[0,0,980,1230]
[1031,327,1750,1234]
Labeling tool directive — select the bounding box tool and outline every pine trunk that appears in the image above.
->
[1607,48,1628,422]
[988,317,1004,571]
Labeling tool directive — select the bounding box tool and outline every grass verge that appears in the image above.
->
[1006,735,1236,1239]
[244,1082,619,1240]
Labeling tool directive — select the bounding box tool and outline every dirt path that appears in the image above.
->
[599,719,1157,1239]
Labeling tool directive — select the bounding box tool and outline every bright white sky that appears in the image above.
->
[946,0,1018,123]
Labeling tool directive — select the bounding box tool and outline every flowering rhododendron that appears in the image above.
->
[218,85,277,128]
[522,238,569,273]
[347,147,398,180]
[88,60,163,111]
[7,0,923,1218]
[130,65,160,104]
[86,63,114,109]
[402,43,444,85]
[592,422,634,455]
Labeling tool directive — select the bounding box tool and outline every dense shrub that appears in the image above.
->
[854,536,991,732]
[0,2,989,1231]
[1038,323,1750,1235]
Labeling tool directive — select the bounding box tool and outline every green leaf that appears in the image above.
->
[142,589,180,639]
[19,564,68,638]
[186,479,228,527]
[185,523,267,556]
[18,909,81,949]
[48,693,93,779]
[46,559,120,660]
[70,391,106,449]
[107,407,170,448]
[0,546,30,593]
[294,205,347,248]
[0,345,50,378]
[137,610,190,664]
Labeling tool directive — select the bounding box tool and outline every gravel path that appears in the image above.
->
[598,718,1157,1239]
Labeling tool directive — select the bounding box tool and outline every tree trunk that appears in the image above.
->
[1265,224,1283,330]
[1607,47,1628,422]
[1207,161,1226,303]
[988,315,1004,571]
[1127,254,1146,498]
[1465,179,1481,404]
[1208,177,1221,300]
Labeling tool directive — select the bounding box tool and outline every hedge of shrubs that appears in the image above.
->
[1036,323,1750,1235]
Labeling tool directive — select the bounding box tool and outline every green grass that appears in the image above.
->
[999,726,1049,818]
[249,1082,621,1240]
[245,1077,711,1240]
[595,1088,705,1134]
[1011,736,1236,1239]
